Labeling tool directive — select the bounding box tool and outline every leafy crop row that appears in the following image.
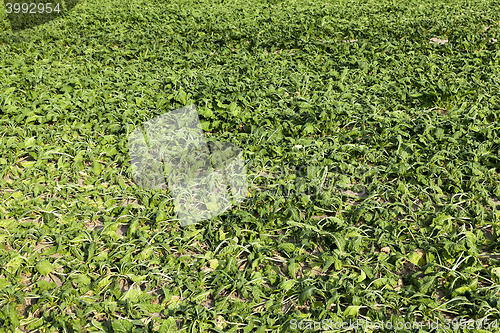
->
[0,0,500,331]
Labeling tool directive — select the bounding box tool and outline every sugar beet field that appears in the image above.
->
[1,0,500,331]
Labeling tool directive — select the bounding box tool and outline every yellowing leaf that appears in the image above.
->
[408,249,426,267]
[208,259,219,269]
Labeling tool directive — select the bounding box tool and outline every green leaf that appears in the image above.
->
[156,211,168,223]
[137,302,163,313]
[113,319,134,333]
[280,280,296,291]
[92,161,102,175]
[35,260,53,276]
[209,259,219,269]
[420,275,438,294]
[6,256,24,274]
[343,305,361,317]
[24,137,36,148]
[206,202,219,211]
[36,280,57,290]
[302,123,314,135]
[121,286,142,302]
[229,102,239,116]
[0,279,9,289]
[288,259,298,279]
[201,121,211,131]
[94,276,111,292]
[125,273,148,283]
[73,274,92,286]
[278,243,296,253]
[357,269,366,282]
[298,286,316,305]
[158,318,177,333]
[94,251,108,262]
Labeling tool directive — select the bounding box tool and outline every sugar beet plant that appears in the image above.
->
[1,0,500,331]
